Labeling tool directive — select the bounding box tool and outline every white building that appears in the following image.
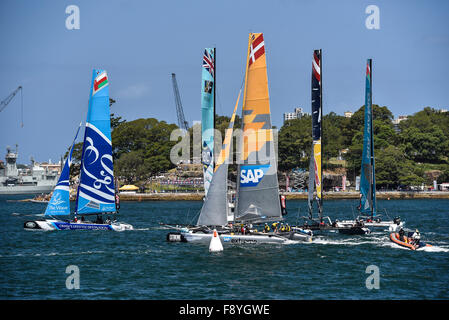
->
[283,107,309,124]
[392,115,408,125]
[344,111,353,118]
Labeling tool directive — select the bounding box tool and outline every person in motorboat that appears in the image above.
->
[80,216,85,223]
[74,217,78,223]
[398,227,405,242]
[411,229,421,246]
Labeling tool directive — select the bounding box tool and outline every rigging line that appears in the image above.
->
[215,71,245,118]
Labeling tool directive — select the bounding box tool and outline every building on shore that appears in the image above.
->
[283,107,309,124]
[344,111,353,118]
[393,115,408,132]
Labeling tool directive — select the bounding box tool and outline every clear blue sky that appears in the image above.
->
[1,0,448,164]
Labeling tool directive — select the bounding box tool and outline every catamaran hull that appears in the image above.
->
[339,220,403,232]
[23,219,133,231]
[179,232,312,244]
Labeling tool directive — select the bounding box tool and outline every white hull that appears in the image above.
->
[24,219,133,231]
[339,220,403,232]
[182,231,312,244]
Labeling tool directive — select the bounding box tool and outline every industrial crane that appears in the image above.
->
[171,73,189,131]
[1,86,23,127]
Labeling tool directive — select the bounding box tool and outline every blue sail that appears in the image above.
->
[75,69,116,214]
[360,59,376,217]
[44,124,81,216]
[201,48,215,196]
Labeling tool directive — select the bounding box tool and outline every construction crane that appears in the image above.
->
[171,73,189,131]
[1,86,23,127]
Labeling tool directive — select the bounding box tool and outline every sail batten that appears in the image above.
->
[236,33,282,223]
[75,69,116,215]
[44,124,81,216]
[201,48,215,196]
[360,59,376,217]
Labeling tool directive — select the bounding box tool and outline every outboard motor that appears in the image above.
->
[393,217,401,225]
[280,195,287,216]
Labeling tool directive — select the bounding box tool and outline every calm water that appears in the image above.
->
[1,195,448,299]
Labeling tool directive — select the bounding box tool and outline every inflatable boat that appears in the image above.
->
[389,232,432,250]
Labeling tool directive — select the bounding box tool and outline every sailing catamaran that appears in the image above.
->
[23,69,133,231]
[297,49,331,232]
[296,50,369,235]
[338,60,403,232]
[167,34,312,244]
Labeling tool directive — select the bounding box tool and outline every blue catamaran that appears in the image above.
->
[24,69,133,231]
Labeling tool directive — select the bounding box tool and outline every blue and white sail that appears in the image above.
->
[44,124,81,216]
[359,59,376,217]
[75,69,116,215]
[201,48,215,196]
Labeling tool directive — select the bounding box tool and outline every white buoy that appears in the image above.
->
[209,229,223,252]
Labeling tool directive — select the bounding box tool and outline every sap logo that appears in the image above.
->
[240,165,270,187]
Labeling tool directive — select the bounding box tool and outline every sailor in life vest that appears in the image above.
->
[264,223,270,233]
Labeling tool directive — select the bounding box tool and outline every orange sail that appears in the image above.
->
[236,33,282,223]
[241,33,274,163]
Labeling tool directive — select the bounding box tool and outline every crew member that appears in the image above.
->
[398,228,405,242]
[264,223,270,233]
[411,229,421,246]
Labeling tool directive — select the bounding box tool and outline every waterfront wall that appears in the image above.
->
[117,191,449,201]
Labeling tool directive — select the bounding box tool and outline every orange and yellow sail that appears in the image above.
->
[236,33,282,222]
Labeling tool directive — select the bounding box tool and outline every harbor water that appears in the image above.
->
[1,195,448,299]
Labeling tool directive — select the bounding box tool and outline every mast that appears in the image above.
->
[368,59,376,219]
[360,59,375,218]
[76,69,116,215]
[201,48,216,196]
[309,49,323,222]
[235,33,282,224]
[318,49,323,222]
[213,47,216,161]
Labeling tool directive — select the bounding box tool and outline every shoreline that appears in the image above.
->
[116,191,449,201]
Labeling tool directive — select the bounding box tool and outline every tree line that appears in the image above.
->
[68,105,449,189]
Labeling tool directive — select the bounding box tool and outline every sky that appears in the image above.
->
[1,0,448,164]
